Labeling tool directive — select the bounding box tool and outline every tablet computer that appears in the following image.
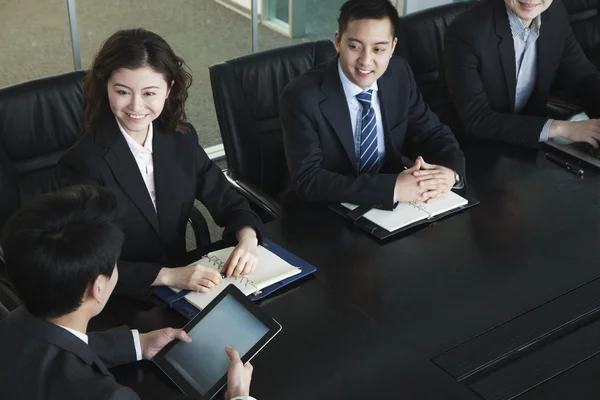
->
[154,284,281,399]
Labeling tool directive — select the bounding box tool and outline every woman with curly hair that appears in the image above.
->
[60,28,262,296]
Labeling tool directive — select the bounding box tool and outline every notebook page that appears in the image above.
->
[179,245,301,310]
[342,191,468,232]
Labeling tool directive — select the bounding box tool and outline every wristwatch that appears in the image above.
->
[453,171,462,188]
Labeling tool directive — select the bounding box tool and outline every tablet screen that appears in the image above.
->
[164,293,270,395]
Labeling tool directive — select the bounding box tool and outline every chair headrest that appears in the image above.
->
[211,40,336,120]
[0,70,85,229]
[395,2,474,80]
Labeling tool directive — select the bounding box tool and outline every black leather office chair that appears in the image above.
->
[209,40,337,220]
[0,71,86,230]
[395,2,475,112]
[393,2,475,140]
[0,72,86,310]
[547,0,600,116]
[0,71,210,283]
[566,0,600,62]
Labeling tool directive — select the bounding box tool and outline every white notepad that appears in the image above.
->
[171,246,301,311]
[342,191,468,232]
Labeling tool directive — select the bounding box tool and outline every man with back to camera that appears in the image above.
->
[442,0,600,148]
[0,184,254,400]
[281,0,465,210]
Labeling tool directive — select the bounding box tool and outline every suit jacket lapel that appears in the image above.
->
[376,69,394,162]
[96,118,160,235]
[494,0,517,112]
[9,307,113,377]
[320,58,358,172]
[152,122,178,240]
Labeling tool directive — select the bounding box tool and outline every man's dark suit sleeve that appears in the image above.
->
[399,59,465,179]
[88,328,191,400]
[443,25,547,147]
[88,326,137,369]
[281,85,398,209]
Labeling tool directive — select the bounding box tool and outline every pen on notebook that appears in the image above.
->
[545,153,584,176]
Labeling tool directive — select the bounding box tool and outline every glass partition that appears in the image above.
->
[268,0,290,22]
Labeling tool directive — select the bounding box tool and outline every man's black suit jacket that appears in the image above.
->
[442,0,600,147]
[0,307,138,399]
[59,118,262,295]
[281,56,465,210]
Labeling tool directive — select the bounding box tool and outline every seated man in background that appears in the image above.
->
[443,0,600,148]
[0,185,254,400]
[281,0,465,210]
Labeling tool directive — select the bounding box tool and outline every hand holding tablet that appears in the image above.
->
[224,346,254,400]
[154,284,282,399]
[139,328,192,360]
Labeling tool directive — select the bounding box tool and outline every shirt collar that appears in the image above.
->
[55,324,89,344]
[506,5,541,40]
[115,116,153,153]
[338,58,378,102]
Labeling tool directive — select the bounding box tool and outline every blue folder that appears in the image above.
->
[153,237,317,320]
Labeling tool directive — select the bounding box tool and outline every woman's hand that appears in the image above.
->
[223,227,259,277]
[153,263,222,291]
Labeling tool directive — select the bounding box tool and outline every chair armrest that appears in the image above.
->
[224,172,282,220]
[0,246,4,273]
[188,206,212,251]
[546,93,585,120]
[0,274,22,312]
[0,301,8,320]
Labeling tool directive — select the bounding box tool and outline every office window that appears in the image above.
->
[261,0,346,42]
[266,0,290,23]
[258,0,408,45]
[402,0,467,15]
[0,0,73,88]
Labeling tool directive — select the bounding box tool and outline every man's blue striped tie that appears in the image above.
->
[356,89,378,174]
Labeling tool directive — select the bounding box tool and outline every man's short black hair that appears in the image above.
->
[338,0,399,38]
[1,185,124,319]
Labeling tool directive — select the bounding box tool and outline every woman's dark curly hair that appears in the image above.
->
[84,28,192,133]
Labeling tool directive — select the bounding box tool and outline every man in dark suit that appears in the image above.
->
[281,0,465,210]
[0,185,254,400]
[443,0,600,148]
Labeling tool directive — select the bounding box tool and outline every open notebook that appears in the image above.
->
[170,246,302,311]
[342,191,469,232]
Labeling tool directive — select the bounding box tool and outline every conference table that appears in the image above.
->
[96,142,600,399]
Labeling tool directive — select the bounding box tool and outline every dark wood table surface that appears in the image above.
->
[98,142,600,400]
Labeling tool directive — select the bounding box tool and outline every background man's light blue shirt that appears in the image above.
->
[506,6,553,141]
